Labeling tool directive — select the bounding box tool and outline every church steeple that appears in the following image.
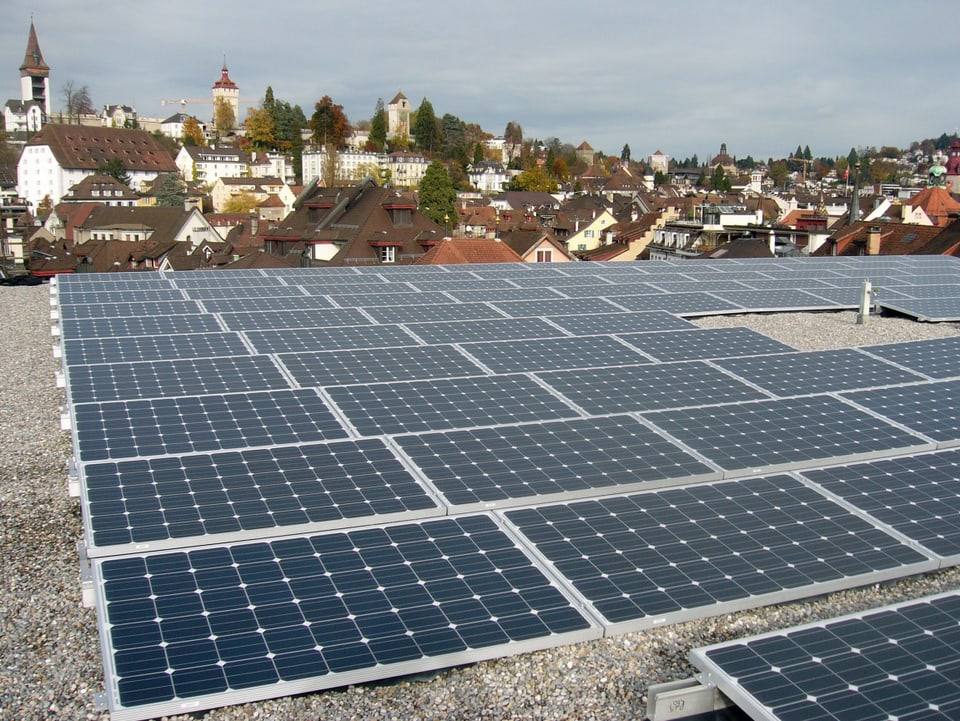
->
[20,20,51,118]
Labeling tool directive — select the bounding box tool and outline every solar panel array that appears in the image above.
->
[52,256,960,720]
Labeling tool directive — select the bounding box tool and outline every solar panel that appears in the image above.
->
[243,324,419,354]
[325,375,579,436]
[841,379,960,448]
[547,311,695,335]
[62,332,252,366]
[94,515,599,721]
[66,356,293,404]
[711,289,842,311]
[217,308,373,332]
[326,291,452,307]
[403,317,566,344]
[690,591,960,721]
[364,302,507,324]
[880,297,960,322]
[537,361,771,414]
[504,475,933,633]
[490,297,625,318]
[859,336,960,380]
[395,415,720,509]
[184,286,309,300]
[59,300,202,320]
[649,280,750,293]
[72,389,349,462]
[198,296,335,314]
[551,282,659,298]
[81,438,442,556]
[276,345,485,387]
[640,395,934,476]
[612,292,742,315]
[879,283,960,299]
[713,348,925,396]
[444,287,566,303]
[404,278,518,292]
[619,327,794,362]
[60,314,224,341]
[800,449,960,560]
[457,335,651,374]
[55,288,186,304]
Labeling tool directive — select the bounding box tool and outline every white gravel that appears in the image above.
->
[2,287,959,721]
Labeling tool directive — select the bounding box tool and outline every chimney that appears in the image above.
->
[866,226,881,255]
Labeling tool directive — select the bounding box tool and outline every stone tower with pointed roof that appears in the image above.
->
[20,20,50,118]
[387,91,410,140]
[212,58,239,128]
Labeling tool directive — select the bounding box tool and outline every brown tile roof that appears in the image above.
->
[813,220,944,257]
[20,22,48,75]
[698,237,774,259]
[79,206,194,243]
[26,124,178,173]
[414,238,524,265]
[63,174,140,202]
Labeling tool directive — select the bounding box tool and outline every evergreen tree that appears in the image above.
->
[620,144,631,163]
[473,142,484,165]
[370,98,387,151]
[413,98,439,153]
[441,113,465,160]
[803,145,813,161]
[97,158,131,187]
[155,174,187,207]
[418,160,457,226]
[710,165,731,192]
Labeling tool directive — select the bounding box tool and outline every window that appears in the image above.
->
[584,230,595,238]
[577,244,587,251]
[380,246,396,263]
[536,249,552,263]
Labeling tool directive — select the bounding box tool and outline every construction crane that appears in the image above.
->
[789,157,813,185]
[162,97,256,115]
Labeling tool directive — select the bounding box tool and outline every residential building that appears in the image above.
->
[176,144,250,185]
[17,124,178,210]
[498,228,572,262]
[259,178,445,265]
[60,175,139,207]
[301,148,386,185]
[385,151,430,189]
[70,205,219,248]
[101,105,136,128]
[467,161,510,195]
[210,176,296,215]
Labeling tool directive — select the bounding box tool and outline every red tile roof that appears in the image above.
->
[26,124,178,173]
[414,238,524,265]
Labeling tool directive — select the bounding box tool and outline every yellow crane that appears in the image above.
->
[789,157,813,184]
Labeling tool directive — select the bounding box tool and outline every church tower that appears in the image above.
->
[20,21,50,118]
[211,57,239,129]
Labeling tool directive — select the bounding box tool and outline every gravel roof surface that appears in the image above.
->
[3,284,959,721]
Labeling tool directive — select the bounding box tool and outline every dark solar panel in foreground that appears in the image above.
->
[94,515,598,721]
[690,591,960,721]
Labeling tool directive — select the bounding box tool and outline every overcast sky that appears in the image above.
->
[3,1,954,162]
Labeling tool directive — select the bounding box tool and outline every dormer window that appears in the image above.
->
[380,246,396,263]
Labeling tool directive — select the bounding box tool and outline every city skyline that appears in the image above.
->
[2,0,956,162]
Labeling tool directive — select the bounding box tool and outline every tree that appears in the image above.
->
[870,159,898,183]
[244,107,276,151]
[414,98,439,153]
[0,128,17,164]
[473,142,484,165]
[418,160,457,226]
[37,194,53,217]
[61,81,94,116]
[97,158,131,187]
[214,98,236,136]
[504,121,523,166]
[310,96,350,149]
[506,166,558,192]
[223,192,261,214]
[768,161,789,188]
[155,174,187,207]
[710,165,732,192]
[441,113,465,160]
[654,170,668,187]
[803,145,813,161]
[620,144,631,163]
[181,117,206,147]
[322,144,340,187]
[552,156,570,182]
[847,148,859,168]
[369,98,387,151]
